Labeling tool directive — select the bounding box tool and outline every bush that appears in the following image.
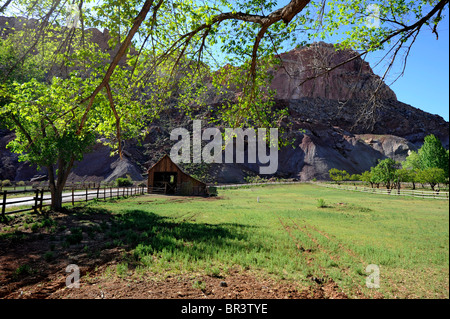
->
[66,228,83,245]
[317,198,327,208]
[207,186,218,197]
[1,179,11,187]
[116,177,133,187]
[328,169,350,185]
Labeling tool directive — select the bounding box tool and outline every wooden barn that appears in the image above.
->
[147,155,208,196]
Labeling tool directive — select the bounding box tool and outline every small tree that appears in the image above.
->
[416,168,446,191]
[359,171,373,188]
[328,168,350,185]
[418,135,449,178]
[403,151,422,171]
[395,168,415,191]
[371,158,400,190]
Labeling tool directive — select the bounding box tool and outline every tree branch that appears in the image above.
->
[77,0,155,134]
[105,83,122,159]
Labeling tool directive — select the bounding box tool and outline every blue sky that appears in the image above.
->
[365,10,449,121]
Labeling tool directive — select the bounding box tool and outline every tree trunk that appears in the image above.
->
[50,185,64,211]
[47,158,75,211]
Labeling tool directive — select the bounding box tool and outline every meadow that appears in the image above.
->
[1,183,448,299]
[87,183,449,299]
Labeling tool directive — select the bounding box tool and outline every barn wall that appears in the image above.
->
[147,156,207,196]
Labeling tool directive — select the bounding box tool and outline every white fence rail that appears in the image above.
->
[214,181,449,200]
[215,181,300,189]
[314,182,449,200]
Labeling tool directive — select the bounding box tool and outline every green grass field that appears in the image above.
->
[82,183,449,299]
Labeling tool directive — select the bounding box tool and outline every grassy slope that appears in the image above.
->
[92,183,449,298]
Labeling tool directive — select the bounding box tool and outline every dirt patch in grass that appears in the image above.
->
[0,207,347,300]
[3,263,347,299]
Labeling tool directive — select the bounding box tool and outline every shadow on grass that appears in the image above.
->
[106,209,256,266]
[0,206,256,296]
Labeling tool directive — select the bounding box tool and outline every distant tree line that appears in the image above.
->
[328,135,449,191]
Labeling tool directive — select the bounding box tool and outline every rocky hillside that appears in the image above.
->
[0,17,448,183]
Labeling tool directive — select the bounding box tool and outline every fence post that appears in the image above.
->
[72,188,75,206]
[33,189,39,214]
[104,187,106,201]
[86,188,88,202]
[39,189,44,212]
[1,190,7,218]
[97,187,100,200]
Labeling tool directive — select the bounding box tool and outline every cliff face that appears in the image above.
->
[0,17,448,183]
[270,42,397,101]
[252,42,448,181]
[269,42,448,148]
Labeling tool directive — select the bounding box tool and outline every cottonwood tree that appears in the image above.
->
[416,167,446,190]
[418,134,449,178]
[360,170,374,188]
[371,158,400,190]
[0,0,448,209]
[0,27,153,210]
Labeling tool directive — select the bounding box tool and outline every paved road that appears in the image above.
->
[4,188,132,208]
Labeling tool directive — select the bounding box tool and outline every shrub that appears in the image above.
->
[43,251,54,262]
[66,228,83,245]
[1,179,11,187]
[116,177,133,187]
[328,169,350,185]
[207,186,218,197]
[317,198,327,208]
[13,264,34,279]
[244,175,268,184]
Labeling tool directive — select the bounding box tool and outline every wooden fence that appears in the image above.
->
[314,182,450,200]
[215,181,449,200]
[1,186,146,217]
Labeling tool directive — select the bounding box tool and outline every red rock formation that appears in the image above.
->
[270,42,397,101]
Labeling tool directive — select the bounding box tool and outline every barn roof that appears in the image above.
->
[147,154,207,186]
